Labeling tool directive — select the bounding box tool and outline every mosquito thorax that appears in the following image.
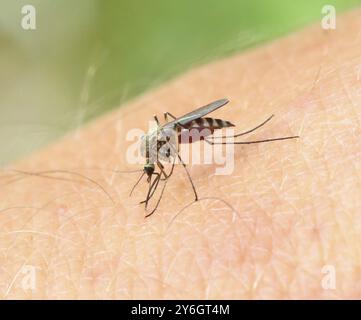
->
[140,125,177,163]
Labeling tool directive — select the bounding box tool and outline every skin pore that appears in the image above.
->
[1,8,361,299]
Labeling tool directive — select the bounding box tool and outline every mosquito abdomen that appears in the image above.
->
[185,117,234,129]
[179,117,234,144]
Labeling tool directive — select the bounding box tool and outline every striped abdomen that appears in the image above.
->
[184,117,234,130]
[179,117,234,143]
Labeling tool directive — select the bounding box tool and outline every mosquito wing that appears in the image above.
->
[163,98,230,128]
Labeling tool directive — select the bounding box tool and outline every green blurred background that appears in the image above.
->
[0,0,360,165]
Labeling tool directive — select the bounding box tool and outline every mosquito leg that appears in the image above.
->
[140,176,160,209]
[150,159,175,200]
[176,129,198,200]
[140,172,160,208]
[165,156,177,178]
[205,135,299,145]
[130,171,145,196]
[153,114,160,125]
[141,172,153,208]
[208,114,275,140]
[142,158,176,216]
[167,143,198,201]
[145,176,169,218]
[156,161,167,179]
[180,155,198,201]
[164,112,177,122]
[157,125,198,202]
[139,173,161,205]
[145,144,178,218]
[157,155,176,181]
[165,128,198,201]
[157,160,171,180]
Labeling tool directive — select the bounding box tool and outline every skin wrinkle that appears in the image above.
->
[9,236,64,293]
[98,222,128,300]
[4,260,30,298]
[146,257,187,298]
[2,180,114,298]
[16,192,85,226]
[8,202,86,268]
[319,70,359,261]
[2,173,110,216]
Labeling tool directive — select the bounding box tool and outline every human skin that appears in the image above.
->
[1,8,361,299]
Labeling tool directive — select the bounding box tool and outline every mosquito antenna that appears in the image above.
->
[206,135,299,145]
[130,171,145,196]
[210,114,275,140]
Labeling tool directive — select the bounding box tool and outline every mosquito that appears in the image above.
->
[131,98,298,217]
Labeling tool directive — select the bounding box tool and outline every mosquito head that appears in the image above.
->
[144,163,155,182]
